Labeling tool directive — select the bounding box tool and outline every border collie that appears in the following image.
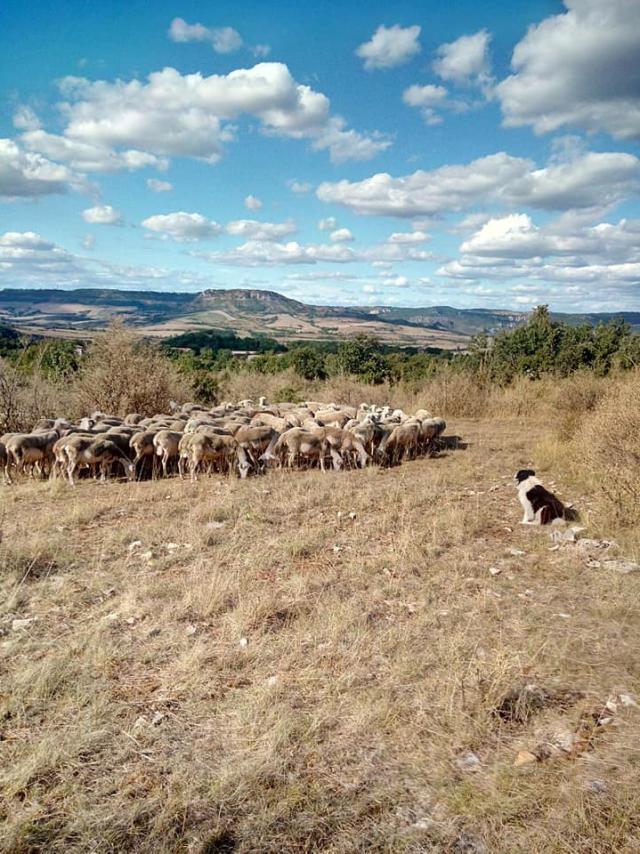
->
[515,469,567,525]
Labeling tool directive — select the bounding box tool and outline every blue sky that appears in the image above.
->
[1,0,639,312]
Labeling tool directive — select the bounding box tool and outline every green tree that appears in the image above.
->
[335,335,390,384]
[290,346,327,380]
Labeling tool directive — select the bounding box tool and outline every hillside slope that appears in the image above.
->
[2,418,639,852]
[2,287,637,348]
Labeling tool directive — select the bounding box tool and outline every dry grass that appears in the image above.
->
[2,414,640,852]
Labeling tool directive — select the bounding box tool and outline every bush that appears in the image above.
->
[70,322,192,417]
[573,371,640,525]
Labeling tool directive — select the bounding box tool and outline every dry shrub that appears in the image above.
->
[573,370,640,525]
[0,359,71,433]
[70,322,192,418]
[551,372,609,440]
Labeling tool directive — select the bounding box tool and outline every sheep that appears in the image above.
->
[183,432,238,482]
[153,430,183,478]
[274,428,325,470]
[5,430,59,480]
[66,438,135,486]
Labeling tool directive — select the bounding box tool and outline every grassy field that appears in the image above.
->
[2,417,640,852]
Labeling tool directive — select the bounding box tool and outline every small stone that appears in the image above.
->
[555,613,571,619]
[205,521,225,530]
[332,545,343,553]
[148,627,161,638]
[456,751,481,771]
[128,540,142,552]
[126,617,136,625]
[165,542,180,550]
[509,548,526,556]
[551,528,576,543]
[619,693,638,708]
[106,611,120,622]
[548,544,560,552]
[514,750,537,767]
[11,617,37,631]
[488,566,502,576]
[239,636,248,648]
[133,715,148,730]
[266,675,278,687]
[587,560,602,569]
[185,625,197,636]
[585,779,608,795]
[602,559,640,574]
[348,511,357,520]
[151,711,165,726]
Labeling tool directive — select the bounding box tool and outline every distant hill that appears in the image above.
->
[0,286,637,349]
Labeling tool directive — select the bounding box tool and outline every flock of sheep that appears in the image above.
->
[0,398,447,486]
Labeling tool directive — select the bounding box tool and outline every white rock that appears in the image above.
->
[128,540,142,552]
[488,566,502,576]
[266,675,278,687]
[509,548,526,556]
[11,617,37,631]
[139,550,154,561]
[619,693,638,708]
[602,559,640,574]
[456,751,481,771]
[151,711,165,726]
[185,625,197,636]
[348,511,357,520]
[239,636,248,648]
[205,521,225,530]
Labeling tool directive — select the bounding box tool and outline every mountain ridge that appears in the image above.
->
[1,286,638,348]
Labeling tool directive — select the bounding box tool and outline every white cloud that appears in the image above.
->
[13,106,41,132]
[287,179,312,194]
[168,18,243,53]
[329,228,354,243]
[244,194,263,210]
[356,24,421,70]
[402,84,449,125]
[379,274,410,288]
[81,234,95,250]
[226,219,296,241]
[318,217,337,231]
[0,138,87,199]
[310,117,391,164]
[17,62,386,173]
[387,230,431,244]
[82,204,123,225]
[194,240,358,266]
[147,178,173,192]
[21,130,168,173]
[253,44,271,59]
[438,213,640,307]
[317,149,639,217]
[141,211,222,241]
[497,0,640,140]
[433,30,493,89]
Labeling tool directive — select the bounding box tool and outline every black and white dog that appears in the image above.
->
[515,469,567,525]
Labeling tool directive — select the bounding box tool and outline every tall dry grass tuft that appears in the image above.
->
[0,358,70,432]
[70,322,192,418]
[572,370,640,527]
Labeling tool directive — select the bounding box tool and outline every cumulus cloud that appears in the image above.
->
[433,30,493,90]
[356,24,421,70]
[194,240,358,266]
[0,230,216,291]
[287,179,312,193]
[141,211,222,241]
[402,84,449,125]
[317,150,639,217]
[15,62,387,173]
[81,234,95,250]
[168,18,243,53]
[329,228,354,243]
[318,217,337,231]
[13,106,41,132]
[226,219,296,241]
[82,204,123,225]
[497,0,640,140]
[147,178,173,192]
[244,194,263,210]
[21,129,168,173]
[438,213,640,306]
[387,230,431,244]
[0,138,87,199]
